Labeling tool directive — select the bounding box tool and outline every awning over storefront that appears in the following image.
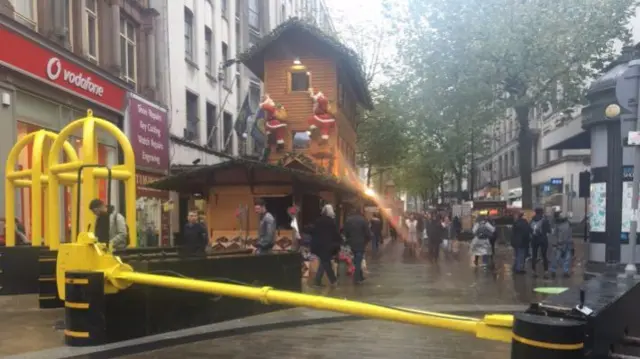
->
[148,158,374,204]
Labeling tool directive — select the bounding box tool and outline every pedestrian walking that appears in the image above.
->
[530,207,551,278]
[405,213,419,256]
[550,211,573,278]
[344,207,372,285]
[441,215,454,256]
[369,213,383,254]
[311,204,342,287]
[471,215,494,267]
[510,211,530,274]
[254,198,276,255]
[181,210,208,256]
[427,213,444,262]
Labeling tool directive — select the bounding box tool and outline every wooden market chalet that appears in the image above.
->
[150,18,376,251]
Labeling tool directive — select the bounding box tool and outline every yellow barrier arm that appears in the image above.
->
[111,270,514,343]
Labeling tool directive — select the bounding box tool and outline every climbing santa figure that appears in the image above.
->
[307,88,335,142]
[260,94,287,151]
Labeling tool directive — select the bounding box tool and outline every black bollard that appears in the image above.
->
[64,271,106,346]
[511,313,585,359]
[38,249,63,309]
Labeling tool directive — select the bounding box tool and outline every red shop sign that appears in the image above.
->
[0,25,126,112]
[127,93,169,173]
[136,172,169,199]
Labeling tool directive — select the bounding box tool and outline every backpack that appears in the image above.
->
[475,222,492,239]
[531,219,544,238]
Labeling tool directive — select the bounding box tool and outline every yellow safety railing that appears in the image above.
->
[56,233,514,344]
[5,130,79,247]
[47,110,137,249]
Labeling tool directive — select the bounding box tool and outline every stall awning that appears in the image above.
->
[147,158,373,204]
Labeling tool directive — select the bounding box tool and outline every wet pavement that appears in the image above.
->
[120,240,586,359]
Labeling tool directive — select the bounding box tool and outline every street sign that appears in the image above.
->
[629,131,640,145]
[615,60,640,113]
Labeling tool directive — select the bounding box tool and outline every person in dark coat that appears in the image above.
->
[530,207,551,278]
[343,207,371,284]
[311,204,342,287]
[426,213,444,262]
[510,212,530,274]
[182,210,208,255]
[369,213,383,253]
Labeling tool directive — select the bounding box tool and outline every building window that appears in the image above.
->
[248,0,259,30]
[86,0,99,62]
[11,0,37,29]
[62,0,73,48]
[204,27,213,74]
[184,7,194,61]
[289,71,310,92]
[221,0,228,18]
[206,103,217,149]
[249,82,261,109]
[235,22,241,54]
[249,30,260,48]
[281,2,286,21]
[222,42,229,86]
[186,91,199,143]
[223,112,233,154]
[236,76,242,110]
[235,0,240,18]
[120,18,137,87]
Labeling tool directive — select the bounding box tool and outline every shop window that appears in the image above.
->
[292,131,310,150]
[86,0,99,62]
[120,17,137,88]
[262,195,294,230]
[289,71,310,92]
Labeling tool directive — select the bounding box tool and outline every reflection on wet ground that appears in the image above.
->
[124,240,587,359]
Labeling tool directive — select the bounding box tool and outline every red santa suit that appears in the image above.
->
[307,90,335,141]
[261,95,287,147]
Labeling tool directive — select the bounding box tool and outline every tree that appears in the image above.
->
[390,0,637,208]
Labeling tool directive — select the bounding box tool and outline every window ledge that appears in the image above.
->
[205,72,217,82]
[185,58,199,69]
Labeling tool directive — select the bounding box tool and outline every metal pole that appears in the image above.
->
[626,60,640,277]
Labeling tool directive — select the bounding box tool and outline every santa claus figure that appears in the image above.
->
[261,94,287,150]
[307,88,335,142]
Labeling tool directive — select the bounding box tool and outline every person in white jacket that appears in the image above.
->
[471,216,495,267]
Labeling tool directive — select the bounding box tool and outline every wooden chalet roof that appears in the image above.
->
[235,17,373,110]
[147,158,368,201]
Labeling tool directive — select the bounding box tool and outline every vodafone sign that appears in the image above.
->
[46,57,105,97]
[0,25,125,111]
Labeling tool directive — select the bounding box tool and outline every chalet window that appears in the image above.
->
[290,71,310,92]
[292,131,311,150]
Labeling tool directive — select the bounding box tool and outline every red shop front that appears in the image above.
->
[0,21,127,242]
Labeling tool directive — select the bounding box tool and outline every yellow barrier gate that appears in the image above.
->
[47,110,137,249]
[5,130,79,247]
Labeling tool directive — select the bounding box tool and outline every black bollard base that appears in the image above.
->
[64,271,106,346]
[511,313,585,359]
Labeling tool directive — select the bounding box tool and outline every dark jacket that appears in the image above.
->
[183,222,208,253]
[311,215,342,261]
[427,219,443,243]
[370,217,383,236]
[416,216,425,234]
[343,213,371,252]
[530,214,551,243]
[511,217,530,248]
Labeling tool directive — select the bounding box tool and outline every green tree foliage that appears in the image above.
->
[387,0,637,208]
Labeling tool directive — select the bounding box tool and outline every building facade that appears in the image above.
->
[474,105,590,221]
[0,0,166,245]
[151,0,334,235]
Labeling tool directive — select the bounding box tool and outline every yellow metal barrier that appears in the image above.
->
[47,110,137,249]
[5,130,79,247]
[56,233,514,344]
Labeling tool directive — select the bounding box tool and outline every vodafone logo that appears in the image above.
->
[46,57,62,80]
[44,57,105,97]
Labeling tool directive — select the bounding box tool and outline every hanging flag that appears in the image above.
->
[251,106,266,150]
[234,94,253,138]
